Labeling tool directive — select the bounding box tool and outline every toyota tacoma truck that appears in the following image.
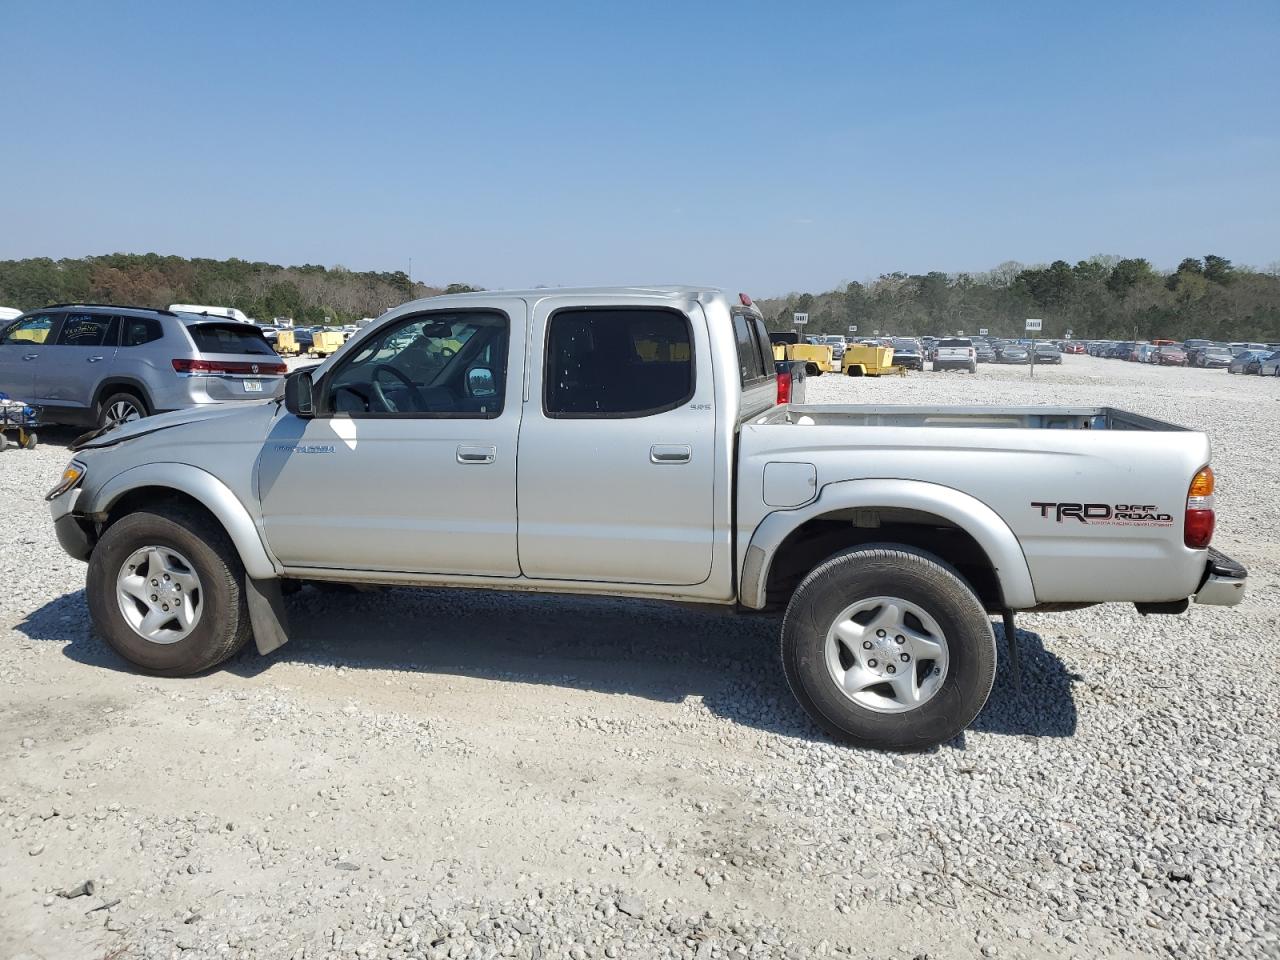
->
[46,287,1247,750]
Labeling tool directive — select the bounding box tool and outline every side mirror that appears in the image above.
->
[284,369,315,418]
[467,366,497,398]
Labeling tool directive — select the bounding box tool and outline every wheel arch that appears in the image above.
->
[740,478,1037,611]
[94,377,153,414]
[86,464,278,580]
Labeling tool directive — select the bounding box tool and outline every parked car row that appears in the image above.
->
[1085,337,1280,374]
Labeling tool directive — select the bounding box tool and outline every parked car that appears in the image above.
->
[1182,339,1213,366]
[820,335,847,364]
[890,338,923,370]
[1259,352,1280,377]
[0,306,22,324]
[1155,344,1188,366]
[1060,342,1086,354]
[932,337,976,372]
[0,304,285,427]
[974,341,996,363]
[997,343,1029,364]
[1228,350,1271,375]
[1198,346,1234,369]
[46,285,1246,753]
[1033,342,1062,364]
[1133,344,1157,363]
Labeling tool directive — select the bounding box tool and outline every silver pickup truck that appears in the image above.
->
[46,286,1247,750]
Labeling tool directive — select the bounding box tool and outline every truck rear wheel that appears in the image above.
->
[780,545,996,751]
[87,507,253,676]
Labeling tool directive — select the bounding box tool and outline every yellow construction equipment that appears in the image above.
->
[274,330,300,356]
[842,344,905,377]
[768,334,833,376]
[311,330,345,357]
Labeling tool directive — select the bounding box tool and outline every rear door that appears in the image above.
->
[516,300,716,585]
[37,311,117,411]
[0,313,60,400]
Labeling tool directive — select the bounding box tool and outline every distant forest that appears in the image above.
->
[757,255,1280,342]
[1,252,1278,341]
[0,253,471,326]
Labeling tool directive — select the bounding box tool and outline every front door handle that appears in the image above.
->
[23,354,38,361]
[650,444,692,464]
[457,444,496,464]
[87,356,105,363]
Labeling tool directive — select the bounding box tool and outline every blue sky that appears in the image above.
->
[2,0,1276,293]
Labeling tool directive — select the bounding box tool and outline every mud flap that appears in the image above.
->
[246,577,291,655]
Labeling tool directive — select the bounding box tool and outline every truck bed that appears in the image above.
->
[758,404,1185,432]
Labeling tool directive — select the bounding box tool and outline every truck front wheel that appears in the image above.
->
[87,507,253,676]
[780,545,996,750]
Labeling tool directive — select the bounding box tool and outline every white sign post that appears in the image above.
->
[979,327,989,336]
[848,324,857,333]
[793,312,809,325]
[1026,319,1043,377]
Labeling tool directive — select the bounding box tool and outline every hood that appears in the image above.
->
[73,399,280,451]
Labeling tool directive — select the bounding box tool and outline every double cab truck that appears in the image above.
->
[47,286,1247,750]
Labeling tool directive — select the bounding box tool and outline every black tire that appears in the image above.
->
[86,507,253,676]
[780,544,997,751]
[98,391,148,429]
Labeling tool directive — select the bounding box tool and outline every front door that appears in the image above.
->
[257,301,525,576]
[516,300,716,585]
[0,312,60,402]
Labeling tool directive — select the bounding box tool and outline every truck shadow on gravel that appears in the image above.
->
[19,586,1078,745]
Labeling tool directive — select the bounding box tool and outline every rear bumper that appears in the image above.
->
[1193,548,1247,606]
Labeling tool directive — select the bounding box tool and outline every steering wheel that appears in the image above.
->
[370,364,426,413]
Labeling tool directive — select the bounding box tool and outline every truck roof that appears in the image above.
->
[394,285,742,316]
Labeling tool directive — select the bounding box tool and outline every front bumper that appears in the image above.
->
[1193,548,1247,606]
[49,488,94,562]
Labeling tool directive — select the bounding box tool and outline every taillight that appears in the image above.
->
[172,358,287,375]
[777,371,793,404]
[1185,466,1215,549]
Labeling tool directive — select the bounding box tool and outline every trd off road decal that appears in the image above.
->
[1031,502,1174,526]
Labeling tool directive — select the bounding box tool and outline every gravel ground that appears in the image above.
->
[1,356,1277,960]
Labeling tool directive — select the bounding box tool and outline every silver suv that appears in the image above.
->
[0,304,285,428]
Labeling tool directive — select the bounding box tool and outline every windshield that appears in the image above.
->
[892,339,917,349]
[938,338,971,347]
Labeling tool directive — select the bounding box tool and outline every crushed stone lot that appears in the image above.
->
[1,356,1278,960]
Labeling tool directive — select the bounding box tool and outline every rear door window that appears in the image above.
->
[545,308,693,417]
[189,323,274,356]
[55,312,116,347]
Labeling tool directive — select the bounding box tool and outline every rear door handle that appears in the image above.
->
[87,356,105,363]
[23,354,38,361]
[457,444,496,464]
[650,444,691,464]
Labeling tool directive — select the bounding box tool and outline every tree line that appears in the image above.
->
[0,253,480,326]
[2,252,1278,342]
[756,255,1280,342]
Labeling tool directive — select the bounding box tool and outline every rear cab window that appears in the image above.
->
[188,323,274,356]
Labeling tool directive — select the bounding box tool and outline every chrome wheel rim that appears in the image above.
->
[106,399,141,425]
[116,545,204,644]
[825,596,950,714]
